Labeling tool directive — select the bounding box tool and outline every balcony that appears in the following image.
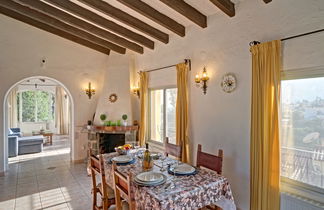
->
[281,146,324,188]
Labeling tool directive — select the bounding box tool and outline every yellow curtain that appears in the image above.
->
[176,63,190,163]
[250,40,281,210]
[139,71,148,146]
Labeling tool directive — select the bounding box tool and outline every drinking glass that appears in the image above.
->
[159,154,167,172]
[170,162,179,187]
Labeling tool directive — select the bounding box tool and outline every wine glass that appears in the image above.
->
[159,153,167,172]
[170,161,179,187]
[133,141,140,149]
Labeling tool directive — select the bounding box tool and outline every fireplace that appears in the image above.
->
[85,125,139,155]
[98,133,125,154]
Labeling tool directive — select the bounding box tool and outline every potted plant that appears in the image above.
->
[122,114,128,126]
[103,121,111,126]
[100,114,107,125]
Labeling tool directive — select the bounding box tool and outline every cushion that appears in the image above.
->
[121,201,129,210]
[108,201,129,210]
[96,183,115,199]
[18,136,44,146]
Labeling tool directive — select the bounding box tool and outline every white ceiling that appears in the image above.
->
[17,78,59,93]
[19,78,58,86]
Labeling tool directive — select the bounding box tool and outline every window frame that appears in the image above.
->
[148,85,177,145]
[280,66,324,203]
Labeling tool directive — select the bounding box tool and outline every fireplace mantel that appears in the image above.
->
[93,125,139,133]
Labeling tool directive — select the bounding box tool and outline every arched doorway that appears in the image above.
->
[2,76,74,171]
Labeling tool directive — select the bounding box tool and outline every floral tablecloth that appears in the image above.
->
[102,151,236,210]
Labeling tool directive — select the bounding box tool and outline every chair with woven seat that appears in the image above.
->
[164,137,182,160]
[196,144,223,210]
[90,151,115,210]
[112,162,135,210]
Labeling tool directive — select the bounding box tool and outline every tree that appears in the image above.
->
[19,90,54,122]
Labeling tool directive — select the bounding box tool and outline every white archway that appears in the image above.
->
[2,76,75,171]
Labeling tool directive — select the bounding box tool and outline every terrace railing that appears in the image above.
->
[281,146,324,188]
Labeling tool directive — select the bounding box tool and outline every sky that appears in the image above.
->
[281,77,324,104]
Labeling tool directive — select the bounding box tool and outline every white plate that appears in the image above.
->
[134,174,167,186]
[171,164,196,174]
[134,177,162,185]
[111,155,133,163]
[135,172,164,183]
[150,152,159,159]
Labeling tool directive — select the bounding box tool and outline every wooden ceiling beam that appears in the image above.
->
[209,0,235,17]
[45,0,154,49]
[160,0,207,28]
[15,0,143,54]
[117,0,185,37]
[0,1,125,54]
[78,0,169,44]
[0,6,110,55]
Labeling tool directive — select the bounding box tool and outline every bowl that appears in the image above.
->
[115,147,130,155]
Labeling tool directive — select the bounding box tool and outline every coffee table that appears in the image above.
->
[32,130,53,145]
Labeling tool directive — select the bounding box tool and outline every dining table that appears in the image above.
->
[102,149,236,210]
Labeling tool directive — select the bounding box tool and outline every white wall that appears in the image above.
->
[0,14,108,172]
[1,0,324,208]
[132,0,324,209]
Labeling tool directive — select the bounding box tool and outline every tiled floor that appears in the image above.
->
[0,135,92,210]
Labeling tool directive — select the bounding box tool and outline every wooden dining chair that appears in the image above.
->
[196,144,223,210]
[89,150,115,210]
[112,162,135,210]
[164,137,182,160]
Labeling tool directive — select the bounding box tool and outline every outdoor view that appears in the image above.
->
[149,88,177,144]
[150,89,164,142]
[281,77,324,189]
[165,88,177,144]
[17,90,55,123]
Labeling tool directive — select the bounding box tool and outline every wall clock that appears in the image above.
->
[221,73,237,93]
[109,93,118,103]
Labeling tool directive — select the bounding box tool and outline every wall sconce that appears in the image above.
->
[85,82,95,99]
[131,84,140,98]
[195,67,209,95]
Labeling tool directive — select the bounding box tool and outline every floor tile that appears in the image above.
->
[1,135,93,210]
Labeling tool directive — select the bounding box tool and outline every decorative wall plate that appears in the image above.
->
[109,93,118,103]
[221,73,237,93]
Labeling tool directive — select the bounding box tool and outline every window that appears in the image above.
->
[17,91,55,123]
[149,88,177,144]
[280,77,324,189]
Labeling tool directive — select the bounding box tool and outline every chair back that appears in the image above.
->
[89,150,108,196]
[164,137,182,159]
[113,162,135,210]
[196,144,223,174]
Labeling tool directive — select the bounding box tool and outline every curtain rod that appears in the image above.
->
[249,28,324,46]
[138,59,191,74]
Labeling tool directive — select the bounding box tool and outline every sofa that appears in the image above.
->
[8,128,21,157]
[18,136,44,155]
[8,128,44,157]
